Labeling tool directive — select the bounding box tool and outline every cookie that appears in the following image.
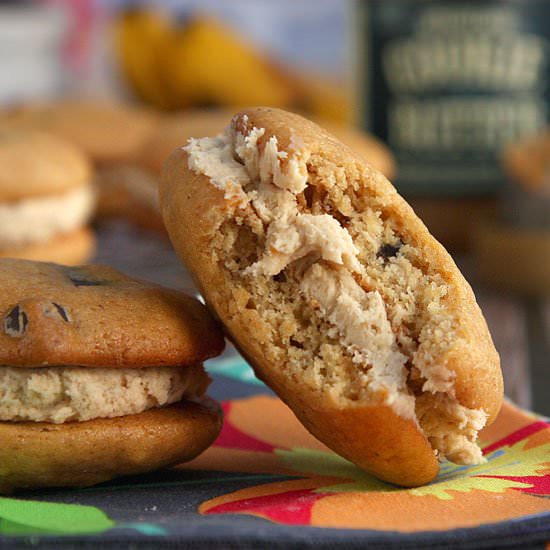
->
[0,259,224,367]
[0,128,90,200]
[2,100,158,167]
[0,258,224,493]
[93,162,166,233]
[0,227,95,266]
[139,109,239,177]
[0,129,95,263]
[0,399,221,494]
[34,101,158,221]
[160,107,503,487]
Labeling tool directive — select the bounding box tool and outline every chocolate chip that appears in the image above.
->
[4,305,28,338]
[290,338,304,349]
[273,271,287,283]
[52,303,70,323]
[68,276,102,287]
[304,185,314,209]
[332,210,351,229]
[377,242,402,261]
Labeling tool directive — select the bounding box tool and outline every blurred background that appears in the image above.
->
[0,0,548,413]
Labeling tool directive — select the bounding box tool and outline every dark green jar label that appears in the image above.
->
[355,0,549,197]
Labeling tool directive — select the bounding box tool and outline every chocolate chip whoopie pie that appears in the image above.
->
[0,259,224,493]
[0,129,95,264]
[160,107,503,487]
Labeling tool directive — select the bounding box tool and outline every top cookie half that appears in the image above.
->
[0,130,91,202]
[0,259,224,367]
[161,107,503,485]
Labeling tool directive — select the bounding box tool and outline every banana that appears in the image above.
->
[113,9,175,110]
[113,11,350,119]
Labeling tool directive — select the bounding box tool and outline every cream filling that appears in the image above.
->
[0,364,209,424]
[233,126,310,193]
[416,393,488,464]
[185,134,250,208]
[0,185,94,249]
[185,127,487,464]
[301,265,414,417]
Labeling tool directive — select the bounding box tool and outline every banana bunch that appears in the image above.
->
[113,8,352,123]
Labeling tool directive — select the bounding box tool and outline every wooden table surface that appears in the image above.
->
[95,220,550,416]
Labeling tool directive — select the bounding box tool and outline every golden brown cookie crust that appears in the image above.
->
[0,259,224,367]
[160,107,502,486]
[0,227,96,266]
[0,130,91,201]
[0,398,222,493]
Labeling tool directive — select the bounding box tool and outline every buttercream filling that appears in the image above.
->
[0,364,209,424]
[0,185,94,248]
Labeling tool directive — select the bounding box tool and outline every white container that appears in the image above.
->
[0,5,67,104]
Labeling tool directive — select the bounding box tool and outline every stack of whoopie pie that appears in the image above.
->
[0,129,95,264]
[0,259,224,493]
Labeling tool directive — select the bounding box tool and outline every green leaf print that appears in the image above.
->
[276,439,550,501]
[206,356,263,386]
[0,497,115,536]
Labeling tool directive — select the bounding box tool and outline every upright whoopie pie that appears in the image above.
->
[0,129,95,264]
[160,108,503,487]
[0,259,224,493]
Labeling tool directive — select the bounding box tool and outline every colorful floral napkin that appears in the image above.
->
[0,356,549,549]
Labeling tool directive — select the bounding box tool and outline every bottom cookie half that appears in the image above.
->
[0,398,222,493]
